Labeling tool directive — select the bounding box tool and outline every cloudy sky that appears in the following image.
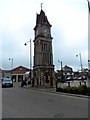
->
[0,0,88,71]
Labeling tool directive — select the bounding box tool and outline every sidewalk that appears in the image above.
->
[24,85,89,99]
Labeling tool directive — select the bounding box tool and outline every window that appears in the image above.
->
[43,53,49,65]
[43,42,47,51]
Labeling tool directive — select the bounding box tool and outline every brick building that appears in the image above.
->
[2,66,31,82]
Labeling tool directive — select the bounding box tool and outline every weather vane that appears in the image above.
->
[41,3,43,10]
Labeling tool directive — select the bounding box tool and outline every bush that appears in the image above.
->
[77,86,87,95]
[63,88,68,93]
[87,87,90,96]
[56,87,63,92]
[63,87,77,94]
[56,86,89,95]
[69,88,74,94]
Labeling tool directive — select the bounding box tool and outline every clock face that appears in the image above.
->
[43,28,49,36]
[43,28,47,33]
[36,27,49,36]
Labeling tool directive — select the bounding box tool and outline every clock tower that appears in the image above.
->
[33,8,55,87]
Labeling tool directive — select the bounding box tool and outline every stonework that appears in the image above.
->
[33,9,55,87]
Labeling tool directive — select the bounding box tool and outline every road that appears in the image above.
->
[2,83,88,118]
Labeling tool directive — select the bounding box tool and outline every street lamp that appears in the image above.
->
[9,58,13,70]
[76,53,83,71]
[24,39,32,80]
[87,0,90,13]
[9,58,13,80]
[88,60,90,70]
[58,60,63,79]
[87,0,90,70]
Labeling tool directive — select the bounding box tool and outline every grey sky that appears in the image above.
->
[0,0,88,71]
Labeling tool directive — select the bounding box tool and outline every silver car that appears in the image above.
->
[2,78,13,88]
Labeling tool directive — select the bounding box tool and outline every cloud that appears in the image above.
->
[0,0,88,71]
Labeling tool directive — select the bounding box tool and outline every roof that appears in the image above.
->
[36,10,51,26]
[62,65,73,72]
[12,65,30,72]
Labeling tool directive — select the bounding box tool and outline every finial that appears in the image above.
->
[41,3,43,10]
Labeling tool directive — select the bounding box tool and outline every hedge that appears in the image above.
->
[56,85,90,96]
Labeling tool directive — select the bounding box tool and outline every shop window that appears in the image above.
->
[18,75,23,82]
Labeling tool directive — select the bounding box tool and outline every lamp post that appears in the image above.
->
[87,0,90,71]
[9,58,13,70]
[88,60,90,70]
[87,0,90,13]
[76,53,83,71]
[24,39,32,81]
[58,60,63,80]
[9,58,13,79]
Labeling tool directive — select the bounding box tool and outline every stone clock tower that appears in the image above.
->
[33,8,55,87]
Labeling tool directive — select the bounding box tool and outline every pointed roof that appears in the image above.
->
[12,65,30,72]
[36,10,51,26]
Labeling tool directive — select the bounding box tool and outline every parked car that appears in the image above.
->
[77,77,82,80]
[2,78,13,88]
[78,76,87,80]
[66,77,74,81]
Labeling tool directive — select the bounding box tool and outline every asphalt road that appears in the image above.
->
[2,83,88,118]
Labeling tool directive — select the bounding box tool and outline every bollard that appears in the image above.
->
[79,81,81,86]
[84,81,86,86]
[56,80,58,89]
[68,82,70,87]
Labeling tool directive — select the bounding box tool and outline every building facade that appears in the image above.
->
[33,9,55,87]
[62,65,74,80]
[55,65,74,81]
[11,65,30,82]
[2,66,31,82]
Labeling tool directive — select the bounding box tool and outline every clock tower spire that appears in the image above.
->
[33,7,55,87]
